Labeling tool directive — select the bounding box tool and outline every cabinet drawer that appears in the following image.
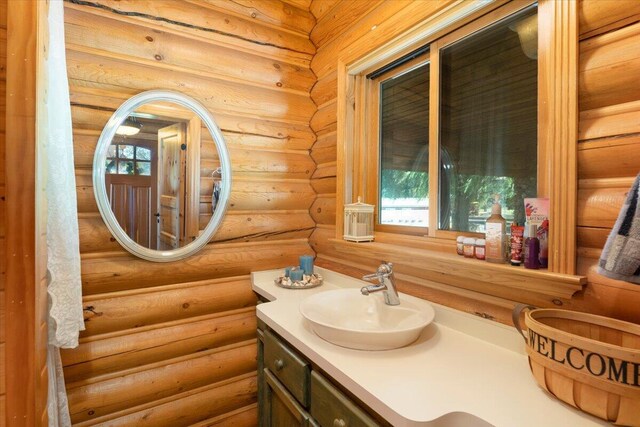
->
[264,329,311,407]
[310,371,379,427]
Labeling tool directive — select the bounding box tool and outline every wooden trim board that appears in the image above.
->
[328,239,585,302]
[5,1,48,425]
[538,0,579,274]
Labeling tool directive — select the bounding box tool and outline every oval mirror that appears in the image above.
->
[93,90,231,262]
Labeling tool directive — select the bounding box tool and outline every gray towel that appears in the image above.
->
[598,173,640,284]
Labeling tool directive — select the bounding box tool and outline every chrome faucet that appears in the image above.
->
[361,262,400,305]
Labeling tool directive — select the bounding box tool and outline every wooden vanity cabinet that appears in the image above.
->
[258,323,381,427]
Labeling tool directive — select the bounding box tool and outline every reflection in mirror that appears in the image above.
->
[94,91,231,262]
[105,102,217,250]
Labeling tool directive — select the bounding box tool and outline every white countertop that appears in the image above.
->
[252,267,611,427]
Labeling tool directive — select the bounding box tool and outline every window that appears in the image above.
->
[438,6,537,233]
[106,143,153,176]
[341,0,579,275]
[367,3,538,236]
[375,54,430,231]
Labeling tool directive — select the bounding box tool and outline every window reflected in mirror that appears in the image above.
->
[378,58,430,228]
[106,144,152,176]
[439,6,538,233]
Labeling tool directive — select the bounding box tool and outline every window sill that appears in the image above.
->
[327,238,586,306]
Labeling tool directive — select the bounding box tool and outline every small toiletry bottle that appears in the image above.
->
[485,196,507,263]
[537,219,549,269]
[524,223,540,269]
[456,236,465,256]
[523,224,530,262]
[463,238,476,258]
[475,239,486,260]
[509,223,524,266]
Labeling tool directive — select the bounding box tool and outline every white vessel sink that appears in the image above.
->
[299,288,435,350]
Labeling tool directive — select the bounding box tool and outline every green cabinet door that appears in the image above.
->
[263,369,318,427]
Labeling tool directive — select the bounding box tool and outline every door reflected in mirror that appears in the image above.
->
[104,101,223,250]
[94,91,231,262]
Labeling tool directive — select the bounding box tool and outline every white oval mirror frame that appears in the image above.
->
[93,90,232,262]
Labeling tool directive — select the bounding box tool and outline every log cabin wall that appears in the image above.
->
[576,0,640,322]
[308,0,640,325]
[60,0,316,424]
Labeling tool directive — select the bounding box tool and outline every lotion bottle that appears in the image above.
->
[485,195,507,263]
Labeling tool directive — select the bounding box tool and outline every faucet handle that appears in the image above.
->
[377,262,393,274]
[362,272,379,281]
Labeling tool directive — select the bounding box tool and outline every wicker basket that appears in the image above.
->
[513,305,640,426]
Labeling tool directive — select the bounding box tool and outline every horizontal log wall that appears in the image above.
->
[61,0,315,424]
[575,0,640,323]
[308,0,640,325]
